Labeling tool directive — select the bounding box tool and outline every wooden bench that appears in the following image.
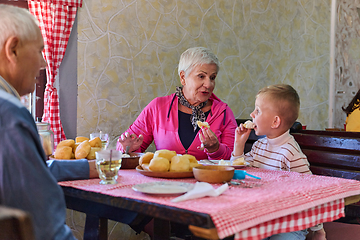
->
[291,130,360,180]
[291,130,360,224]
[236,119,360,224]
[0,205,34,240]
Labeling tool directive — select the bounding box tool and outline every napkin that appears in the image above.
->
[171,182,228,203]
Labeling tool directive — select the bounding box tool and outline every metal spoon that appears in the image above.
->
[123,145,131,158]
[223,180,252,188]
[203,159,217,164]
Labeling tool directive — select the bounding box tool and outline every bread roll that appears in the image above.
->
[153,150,177,162]
[89,137,102,148]
[75,140,91,159]
[183,154,197,163]
[54,146,73,159]
[141,163,150,171]
[57,139,75,149]
[86,147,102,160]
[73,142,80,153]
[232,157,246,165]
[189,161,201,170]
[182,154,199,170]
[149,157,170,172]
[76,136,89,143]
[243,120,255,129]
[197,121,210,129]
[139,152,154,165]
[170,155,190,172]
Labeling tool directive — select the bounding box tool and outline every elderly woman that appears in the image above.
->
[116,47,237,160]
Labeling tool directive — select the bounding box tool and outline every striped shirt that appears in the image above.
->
[232,130,311,174]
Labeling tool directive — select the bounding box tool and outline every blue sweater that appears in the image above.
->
[0,86,88,239]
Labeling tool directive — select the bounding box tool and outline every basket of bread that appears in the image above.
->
[136,150,200,178]
[51,136,102,160]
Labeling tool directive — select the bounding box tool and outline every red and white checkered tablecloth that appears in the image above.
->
[234,199,343,240]
[59,168,360,240]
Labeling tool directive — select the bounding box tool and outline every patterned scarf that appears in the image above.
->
[175,86,208,131]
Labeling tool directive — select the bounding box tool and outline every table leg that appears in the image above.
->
[99,218,108,240]
[84,215,108,240]
[84,214,100,240]
[153,218,171,240]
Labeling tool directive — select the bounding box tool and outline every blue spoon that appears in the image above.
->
[233,170,261,180]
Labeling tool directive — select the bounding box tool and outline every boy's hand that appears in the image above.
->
[235,124,252,143]
[233,124,252,156]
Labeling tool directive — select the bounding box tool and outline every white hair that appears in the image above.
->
[178,47,220,77]
[0,4,40,51]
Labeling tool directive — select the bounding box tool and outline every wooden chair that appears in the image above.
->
[0,205,34,240]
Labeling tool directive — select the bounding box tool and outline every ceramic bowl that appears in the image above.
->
[193,165,235,183]
[121,152,143,169]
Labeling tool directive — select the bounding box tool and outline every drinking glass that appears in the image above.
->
[90,131,109,150]
[95,150,122,184]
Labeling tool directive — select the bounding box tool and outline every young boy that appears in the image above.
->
[231,84,325,240]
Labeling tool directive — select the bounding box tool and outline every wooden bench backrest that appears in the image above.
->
[292,131,360,180]
[240,121,360,180]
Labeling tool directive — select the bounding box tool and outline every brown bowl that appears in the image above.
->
[193,165,235,183]
[121,152,143,169]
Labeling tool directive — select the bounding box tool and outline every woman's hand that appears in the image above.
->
[197,127,220,153]
[117,132,144,153]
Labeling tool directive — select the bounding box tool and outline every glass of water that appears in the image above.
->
[90,131,109,150]
[95,149,122,184]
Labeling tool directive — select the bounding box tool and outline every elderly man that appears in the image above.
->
[0,4,99,239]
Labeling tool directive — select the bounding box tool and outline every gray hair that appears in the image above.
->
[0,4,40,51]
[178,47,220,77]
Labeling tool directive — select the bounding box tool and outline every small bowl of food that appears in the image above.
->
[193,165,235,183]
[121,152,144,169]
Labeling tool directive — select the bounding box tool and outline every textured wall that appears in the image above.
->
[77,0,331,141]
[334,0,360,128]
[73,0,332,238]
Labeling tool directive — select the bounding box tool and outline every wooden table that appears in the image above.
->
[60,168,360,240]
[62,185,215,240]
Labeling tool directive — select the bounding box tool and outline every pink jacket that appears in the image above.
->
[116,93,237,160]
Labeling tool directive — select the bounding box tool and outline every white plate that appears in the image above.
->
[199,160,250,169]
[132,181,194,195]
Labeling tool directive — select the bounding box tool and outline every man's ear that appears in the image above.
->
[179,71,186,85]
[4,36,19,63]
[271,116,281,128]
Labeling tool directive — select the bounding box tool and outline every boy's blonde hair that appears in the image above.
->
[257,84,300,129]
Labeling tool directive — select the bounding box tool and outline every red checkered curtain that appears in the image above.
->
[28,0,82,147]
